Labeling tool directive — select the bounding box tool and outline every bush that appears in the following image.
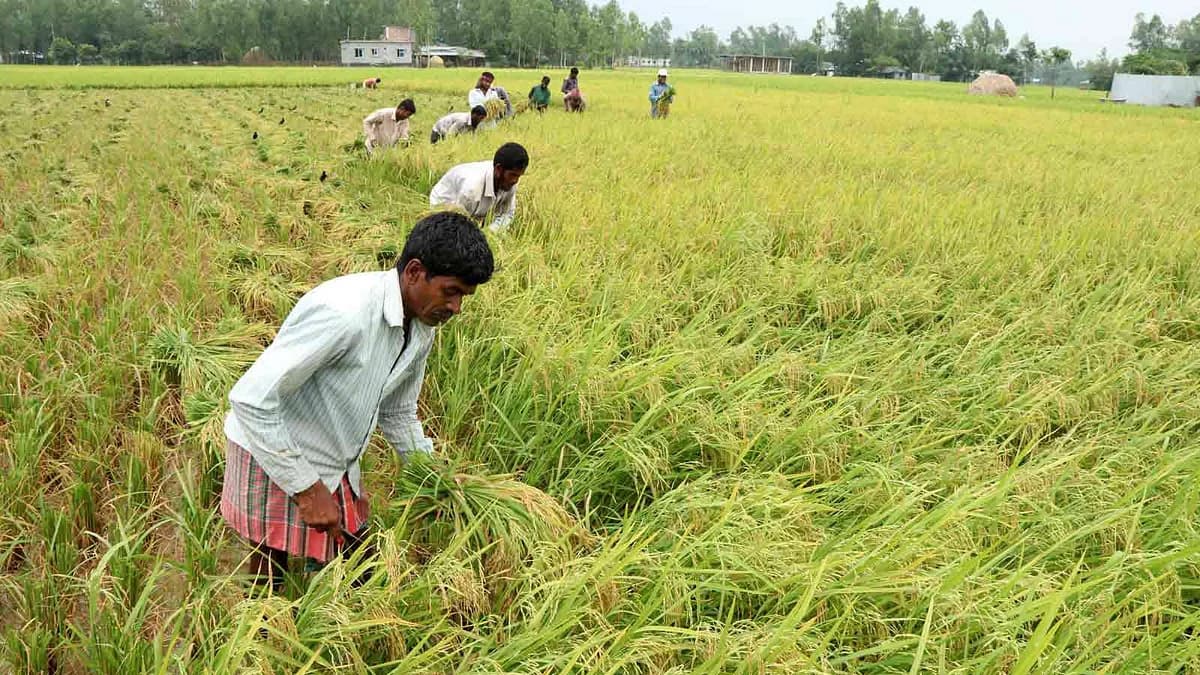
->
[77,43,100,65]
[48,37,76,65]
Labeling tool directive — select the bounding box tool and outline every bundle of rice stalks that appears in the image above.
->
[656,86,677,117]
[483,98,507,121]
[0,277,38,331]
[390,454,594,588]
[220,243,310,320]
[148,316,271,394]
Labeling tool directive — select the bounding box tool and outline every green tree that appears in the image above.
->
[1083,49,1118,91]
[77,43,100,64]
[1017,34,1037,83]
[49,36,77,64]
[1043,46,1071,98]
[1129,13,1171,52]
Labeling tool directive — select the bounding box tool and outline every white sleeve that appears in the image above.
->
[429,168,462,208]
[468,90,484,108]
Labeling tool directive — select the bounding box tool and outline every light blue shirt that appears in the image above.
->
[224,270,435,496]
[649,82,672,103]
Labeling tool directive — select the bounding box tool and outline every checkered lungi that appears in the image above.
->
[220,438,369,564]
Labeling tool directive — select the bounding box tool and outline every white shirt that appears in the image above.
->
[468,87,501,129]
[468,86,499,109]
[362,107,409,153]
[432,112,474,137]
[225,270,435,496]
[428,160,517,232]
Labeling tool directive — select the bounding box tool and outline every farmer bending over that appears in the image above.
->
[362,98,416,154]
[221,212,495,592]
[429,142,528,233]
[430,105,488,144]
[363,77,382,89]
[529,76,552,112]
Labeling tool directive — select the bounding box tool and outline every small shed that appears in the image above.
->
[417,45,486,68]
[720,54,793,75]
[1110,73,1200,107]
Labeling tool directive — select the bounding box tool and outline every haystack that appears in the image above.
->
[427,55,445,68]
[968,72,1018,97]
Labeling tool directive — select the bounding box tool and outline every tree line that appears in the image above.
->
[2,0,1198,87]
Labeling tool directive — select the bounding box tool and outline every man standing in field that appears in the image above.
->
[528,76,552,112]
[561,67,579,99]
[362,98,416,154]
[469,72,502,129]
[562,67,584,112]
[221,212,494,592]
[430,105,488,144]
[429,142,528,233]
[649,69,674,118]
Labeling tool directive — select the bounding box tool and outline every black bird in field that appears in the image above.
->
[279,117,285,125]
[319,170,328,182]
[259,107,264,113]
[104,98,111,107]
[252,131,258,140]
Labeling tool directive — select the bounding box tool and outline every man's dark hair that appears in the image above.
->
[399,98,416,114]
[481,71,495,80]
[470,105,487,117]
[399,212,494,285]
[570,67,579,76]
[376,77,383,83]
[541,76,550,84]
[493,142,529,171]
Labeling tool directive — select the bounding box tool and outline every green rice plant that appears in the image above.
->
[3,67,1200,673]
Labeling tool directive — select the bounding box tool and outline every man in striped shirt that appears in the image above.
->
[221,212,494,591]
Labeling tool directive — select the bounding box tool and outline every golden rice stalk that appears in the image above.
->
[484,98,506,121]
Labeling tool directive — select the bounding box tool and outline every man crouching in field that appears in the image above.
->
[363,98,416,154]
[220,212,494,591]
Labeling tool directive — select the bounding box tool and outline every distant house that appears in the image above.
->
[910,72,942,82]
[623,56,671,68]
[1109,73,1200,107]
[417,45,487,68]
[874,66,909,80]
[720,54,793,75]
[341,26,415,66]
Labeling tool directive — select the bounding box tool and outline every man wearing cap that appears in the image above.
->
[649,69,675,118]
[362,98,416,154]
[430,105,488,144]
[429,142,529,233]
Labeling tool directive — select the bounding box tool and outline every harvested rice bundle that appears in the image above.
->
[656,85,677,117]
[390,454,594,575]
[483,97,507,121]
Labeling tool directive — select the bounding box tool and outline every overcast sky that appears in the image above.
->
[618,0,1196,60]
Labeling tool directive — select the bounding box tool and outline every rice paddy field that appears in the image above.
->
[2,65,1200,673]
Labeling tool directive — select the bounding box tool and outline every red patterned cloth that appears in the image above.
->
[221,438,369,563]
